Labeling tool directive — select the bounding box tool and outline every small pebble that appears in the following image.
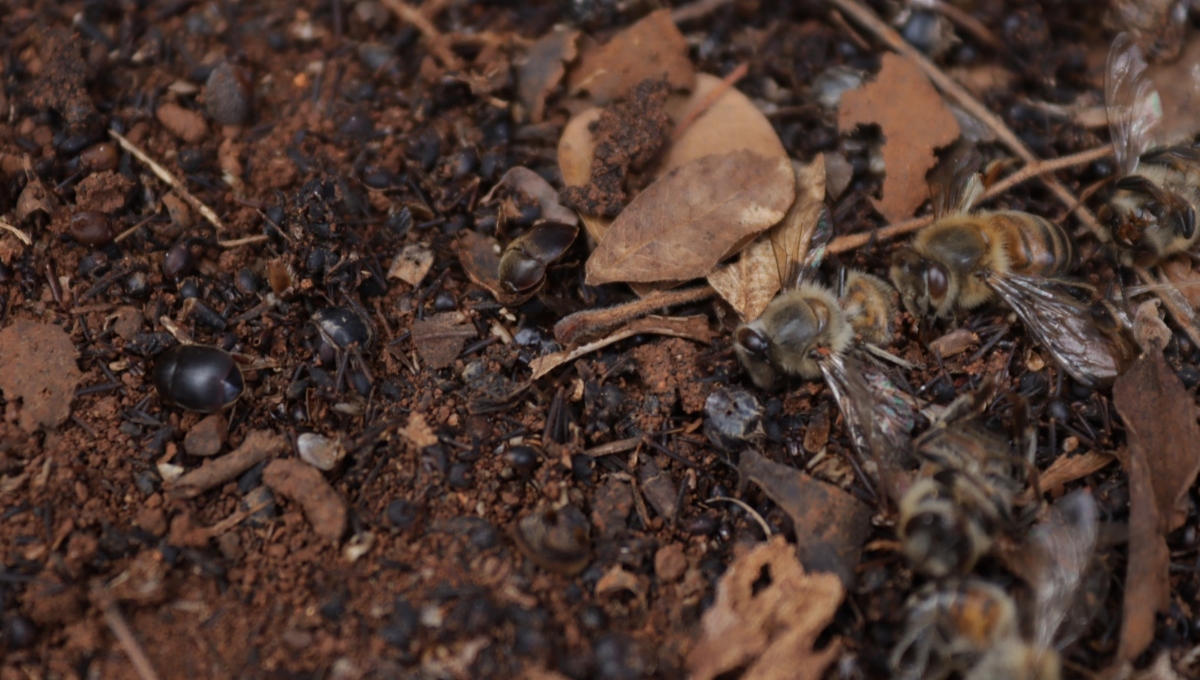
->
[654,543,687,581]
[69,211,114,246]
[297,432,345,471]
[156,102,207,143]
[183,413,226,457]
[205,63,251,126]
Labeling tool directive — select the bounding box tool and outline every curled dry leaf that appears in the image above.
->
[708,156,826,321]
[687,535,844,680]
[516,27,580,124]
[567,9,694,105]
[558,108,613,243]
[388,243,434,287]
[529,315,713,380]
[483,166,579,227]
[1113,350,1200,660]
[585,150,794,285]
[739,449,871,587]
[838,53,960,223]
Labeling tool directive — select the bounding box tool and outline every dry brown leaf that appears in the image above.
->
[529,315,713,379]
[568,9,695,105]
[1036,450,1116,497]
[739,449,871,587]
[1159,255,1200,309]
[687,535,844,680]
[585,150,793,285]
[1113,350,1200,660]
[483,166,579,227]
[557,107,614,243]
[661,73,787,175]
[1113,351,1200,532]
[457,230,509,300]
[517,27,580,123]
[838,53,960,223]
[411,312,477,370]
[708,156,825,320]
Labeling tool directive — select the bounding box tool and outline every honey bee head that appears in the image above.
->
[898,478,986,577]
[890,246,955,319]
[733,286,851,388]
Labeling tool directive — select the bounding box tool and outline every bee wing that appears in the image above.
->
[929,142,984,218]
[983,272,1136,388]
[818,351,917,502]
[1106,32,1162,177]
[772,202,834,291]
[1025,490,1099,651]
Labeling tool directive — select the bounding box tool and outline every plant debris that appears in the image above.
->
[517,27,581,124]
[687,535,844,680]
[0,320,82,433]
[838,52,960,222]
[567,9,695,105]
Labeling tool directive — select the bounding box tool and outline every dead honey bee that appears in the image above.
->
[1101,32,1200,267]
[734,199,917,491]
[892,490,1100,680]
[897,382,1033,577]
[890,146,1135,387]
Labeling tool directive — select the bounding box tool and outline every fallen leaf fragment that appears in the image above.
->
[458,230,510,299]
[0,320,83,433]
[483,166,579,227]
[661,73,788,176]
[585,150,793,285]
[708,156,826,320]
[557,107,613,243]
[687,535,844,680]
[928,327,979,358]
[568,9,694,105]
[388,243,434,286]
[838,53,960,222]
[739,449,872,587]
[529,315,714,379]
[411,312,477,370]
[1159,256,1200,309]
[263,458,347,543]
[517,27,580,123]
[1034,450,1116,498]
[1113,350,1200,660]
[1113,351,1200,532]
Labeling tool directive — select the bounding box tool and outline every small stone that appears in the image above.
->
[156,102,207,143]
[204,63,251,126]
[110,306,144,341]
[183,413,227,457]
[297,433,345,471]
[134,506,168,537]
[654,543,687,581]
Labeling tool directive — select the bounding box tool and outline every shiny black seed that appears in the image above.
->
[152,344,244,413]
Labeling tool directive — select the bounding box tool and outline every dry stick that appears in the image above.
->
[671,0,736,23]
[379,0,464,71]
[108,130,227,232]
[929,0,1002,50]
[218,234,270,249]
[94,587,163,680]
[671,62,749,142]
[1135,266,1200,351]
[827,145,1114,255]
[554,285,716,345]
[827,0,1106,240]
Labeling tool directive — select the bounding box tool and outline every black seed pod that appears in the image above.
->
[152,344,244,413]
[311,306,374,350]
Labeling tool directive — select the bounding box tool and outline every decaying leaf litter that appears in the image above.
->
[3,1,1200,679]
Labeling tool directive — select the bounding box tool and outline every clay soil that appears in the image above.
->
[2,1,1199,679]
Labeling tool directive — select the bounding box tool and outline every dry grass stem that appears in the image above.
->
[108,130,228,232]
[380,0,465,70]
[94,587,163,680]
[0,218,32,245]
[554,285,716,345]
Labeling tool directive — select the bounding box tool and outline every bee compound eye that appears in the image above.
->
[925,265,949,301]
[1180,208,1196,240]
[735,327,770,355]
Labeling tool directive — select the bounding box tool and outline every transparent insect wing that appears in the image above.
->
[1106,32,1162,177]
[773,202,834,292]
[818,350,916,502]
[1026,490,1099,652]
[929,142,985,218]
[983,271,1135,388]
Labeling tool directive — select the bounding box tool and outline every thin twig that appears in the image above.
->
[671,0,736,23]
[94,586,163,680]
[218,234,270,249]
[827,0,1105,240]
[0,218,32,245]
[706,496,773,537]
[828,145,1114,255]
[928,0,1002,50]
[554,285,716,345]
[379,0,464,70]
[108,130,227,232]
[672,63,749,142]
